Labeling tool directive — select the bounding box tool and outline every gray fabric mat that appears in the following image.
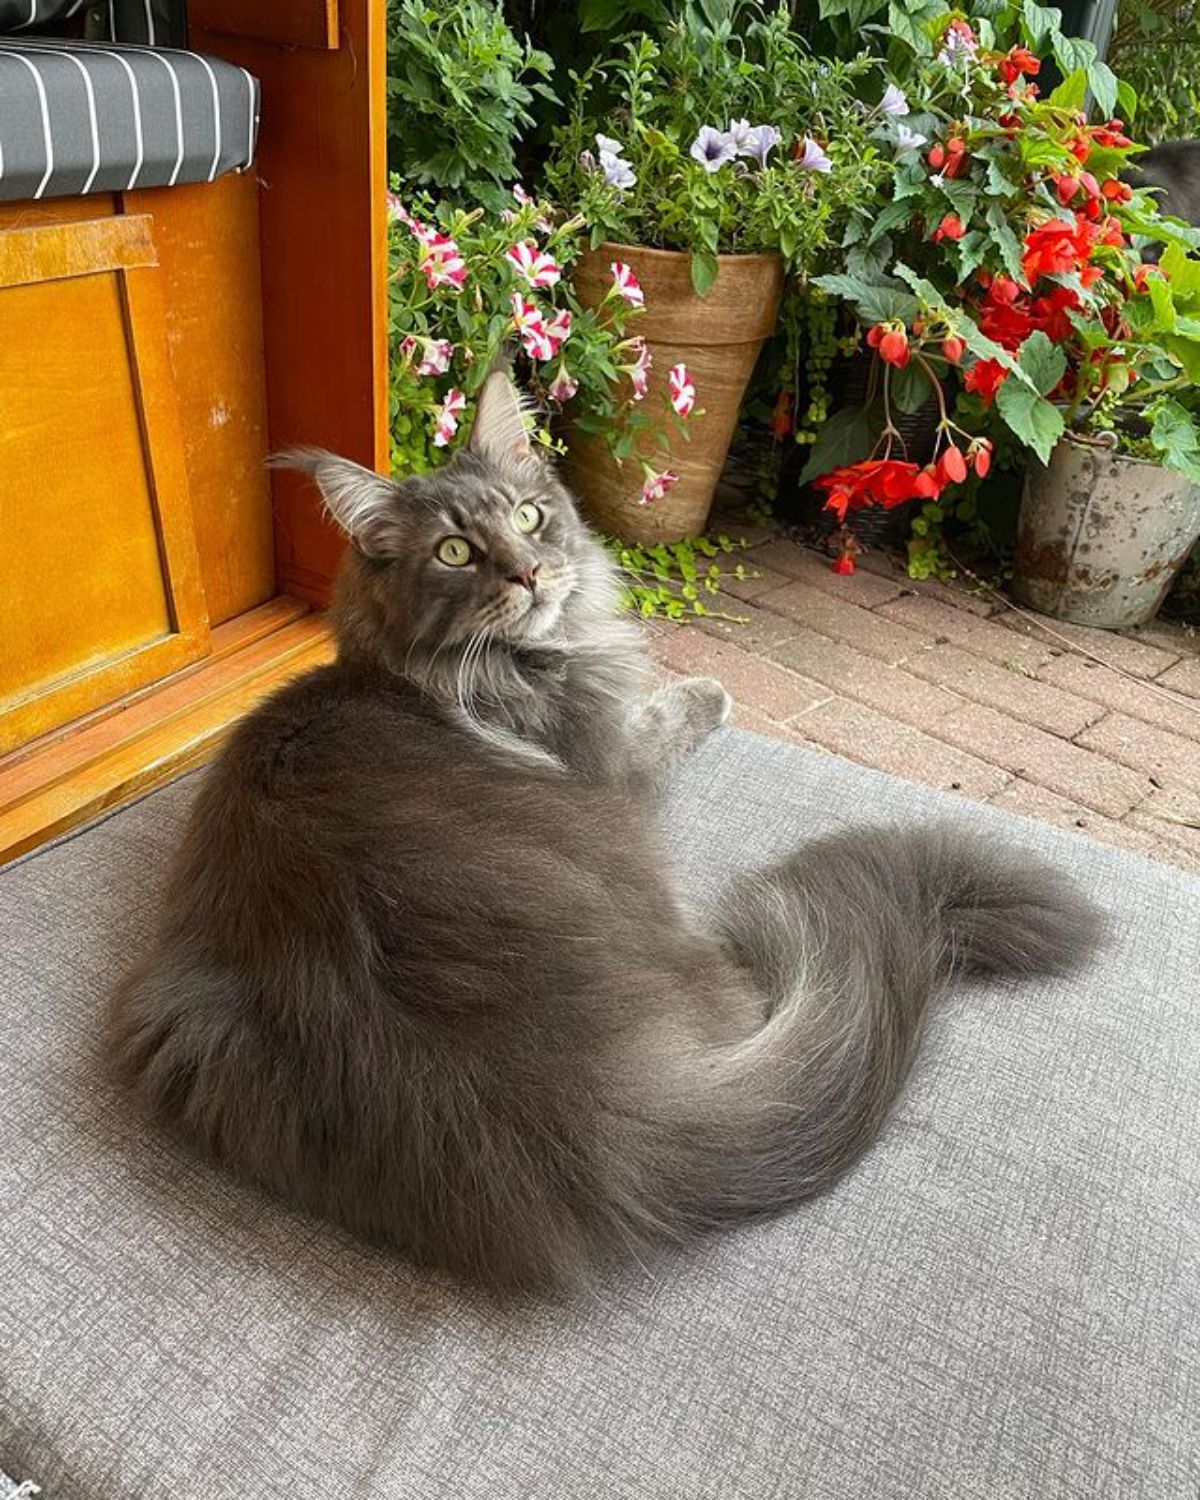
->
[1,730,1197,1499]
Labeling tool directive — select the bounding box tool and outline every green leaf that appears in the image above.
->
[819,0,885,23]
[983,153,1015,198]
[1161,242,1200,301]
[1022,0,1063,48]
[1052,33,1096,76]
[1162,334,1200,382]
[887,0,931,51]
[955,230,991,281]
[890,360,936,414]
[1048,69,1088,112]
[1087,60,1119,120]
[1116,78,1138,123]
[690,249,719,297]
[867,198,918,246]
[986,204,1026,284]
[938,180,979,220]
[1150,399,1200,482]
[796,405,879,486]
[892,263,947,308]
[1149,273,1177,332]
[1017,330,1067,395]
[811,273,920,324]
[996,381,1064,463]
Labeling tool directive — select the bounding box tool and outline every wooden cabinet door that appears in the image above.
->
[0,214,209,755]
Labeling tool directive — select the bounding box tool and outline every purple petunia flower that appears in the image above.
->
[600,151,637,191]
[880,83,909,117]
[690,125,737,173]
[744,124,782,167]
[796,136,833,174]
[892,123,927,155]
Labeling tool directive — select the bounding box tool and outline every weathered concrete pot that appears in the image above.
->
[1013,432,1200,628]
[565,242,783,544]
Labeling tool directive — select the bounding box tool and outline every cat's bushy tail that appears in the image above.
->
[666,825,1106,1222]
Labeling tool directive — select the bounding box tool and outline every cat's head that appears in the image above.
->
[281,374,606,668]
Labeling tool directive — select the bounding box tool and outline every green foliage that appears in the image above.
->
[385,0,554,209]
[543,3,887,282]
[1149,397,1200,481]
[605,532,754,620]
[1108,1,1200,144]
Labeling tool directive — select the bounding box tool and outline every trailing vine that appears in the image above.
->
[604,534,756,622]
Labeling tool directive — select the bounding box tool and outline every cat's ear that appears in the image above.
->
[271,448,400,557]
[468,371,536,467]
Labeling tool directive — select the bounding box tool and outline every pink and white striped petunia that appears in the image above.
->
[506,240,562,289]
[640,468,679,505]
[626,337,653,400]
[521,323,556,361]
[417,339,454,376]
[510,292,543,332]
[544,307,572,350]
[668,362,696,417]
[510,293,553,359]
[610,261,645,308]
[432,388,467,448]
[548,363,579,402]
[419,233,467,292]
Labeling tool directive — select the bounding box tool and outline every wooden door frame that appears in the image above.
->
[189,0,391,607]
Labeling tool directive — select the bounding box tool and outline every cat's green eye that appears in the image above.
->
[436,536,472,567]
[513,501,543,534]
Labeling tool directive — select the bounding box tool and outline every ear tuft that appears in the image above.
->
[468,372,536,467]
[270,447,399,556]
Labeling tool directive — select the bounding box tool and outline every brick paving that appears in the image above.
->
[645,514,1200,877]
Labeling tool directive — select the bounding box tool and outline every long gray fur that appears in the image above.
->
[106,373,1105,1294]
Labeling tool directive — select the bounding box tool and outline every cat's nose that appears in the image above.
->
[508,564,540,593]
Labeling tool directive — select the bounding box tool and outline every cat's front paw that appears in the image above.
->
[677,676,734,740]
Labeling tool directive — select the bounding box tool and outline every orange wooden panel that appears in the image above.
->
[124,176,275,624]
[190,0,389,606]
[0,217,209,753]
[0,214,155,288]
[193,0,338,49]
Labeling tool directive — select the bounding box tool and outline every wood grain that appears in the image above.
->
[125,175,275,624]
[0,213,156,288]
[0,214,208,754]
[0,196,119,231]
[192,0,339,49]
[189,0,390,606]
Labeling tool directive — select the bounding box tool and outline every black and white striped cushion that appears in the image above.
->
[0,36,259,201]
[0,0,86,32]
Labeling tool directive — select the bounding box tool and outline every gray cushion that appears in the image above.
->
[0,0,84,33]
[1,730,1197,1498]
[0,36,258,201]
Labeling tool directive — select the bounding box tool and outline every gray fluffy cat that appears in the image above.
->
[107,373,1103,1294]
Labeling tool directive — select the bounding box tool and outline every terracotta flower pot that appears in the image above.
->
[1014,431,1200,628]
[565,242,783,544]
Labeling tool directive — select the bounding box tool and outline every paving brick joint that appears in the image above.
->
[645,516,1200,877]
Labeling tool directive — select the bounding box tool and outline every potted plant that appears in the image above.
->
[543,3,884,542]
[384,182,691,475]
[795,6,1200,618]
